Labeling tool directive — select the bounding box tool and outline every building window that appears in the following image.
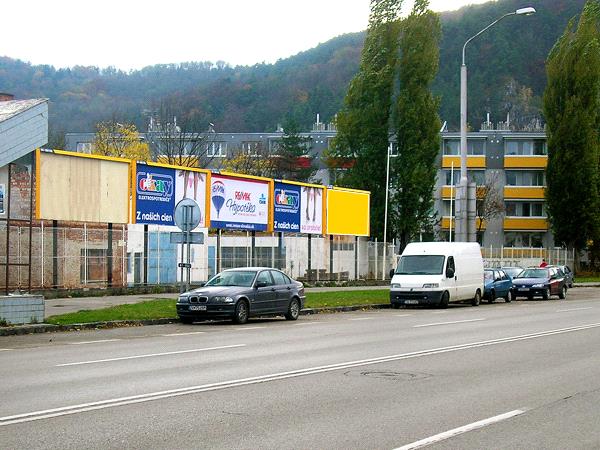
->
[0,183,4,214]
[443,140,485,155]
[505,201,545,217]
[76,142,93,153]
[504,232,545,247]
[80,248,107,283]
[505,170,545,186]
[241,141,263,156]
[504,139,547,156]
[207,142,226,157]
[443,170,485,186]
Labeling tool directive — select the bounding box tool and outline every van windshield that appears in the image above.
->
[395,255,445,275]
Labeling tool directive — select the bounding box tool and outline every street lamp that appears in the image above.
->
[455,6,536,242]
[382,142,392,280]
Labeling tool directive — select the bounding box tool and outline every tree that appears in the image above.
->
[475,172,505,236]
[93,121,150,160]
[389,0,442,250]
[145,102,216,168]
[221,145,278,178]
[273,119,317,182]
[543,0,600,261]
[331,0,403,239]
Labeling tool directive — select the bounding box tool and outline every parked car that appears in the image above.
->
[512,266,567,300]
[483,269,513,303]
[500,266,523,280]
[550,265,574,288]
[176,267,306,324]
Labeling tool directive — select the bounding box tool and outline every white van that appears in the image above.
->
[390,242,484,308]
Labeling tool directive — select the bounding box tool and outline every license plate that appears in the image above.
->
[518,288,530,292]
[189,305,207,311]
[405,300,419,305]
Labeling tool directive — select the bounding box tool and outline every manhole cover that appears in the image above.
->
[344,370,431,381]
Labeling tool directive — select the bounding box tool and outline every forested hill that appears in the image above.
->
[0,0,585,142]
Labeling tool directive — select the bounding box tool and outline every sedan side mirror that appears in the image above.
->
[255,281,268,289]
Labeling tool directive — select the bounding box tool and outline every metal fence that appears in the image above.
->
[0,222,576,291]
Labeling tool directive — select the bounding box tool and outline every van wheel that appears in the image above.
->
[439,291,449,309]
[471,290,481,306]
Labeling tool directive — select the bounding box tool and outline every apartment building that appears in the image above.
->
[436,121,551,249]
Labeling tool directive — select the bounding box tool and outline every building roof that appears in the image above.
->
[0,98,48,167]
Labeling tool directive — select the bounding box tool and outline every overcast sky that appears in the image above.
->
[3,0,491,71]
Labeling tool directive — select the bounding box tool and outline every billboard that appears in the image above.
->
[273,182,324,234]
[134,163,208,228]
[326,188,370,236]
[36,150,130,223]
[210,174,270,231]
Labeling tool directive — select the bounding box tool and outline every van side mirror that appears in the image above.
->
[389,269,395,279]
[446,267,455,278]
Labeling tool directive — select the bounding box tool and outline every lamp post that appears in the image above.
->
[455,6,536,242]
[382,142,392,280]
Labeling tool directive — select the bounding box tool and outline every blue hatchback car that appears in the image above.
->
[483,268,514,303]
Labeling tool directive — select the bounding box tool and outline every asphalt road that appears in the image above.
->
[1,287,600,449]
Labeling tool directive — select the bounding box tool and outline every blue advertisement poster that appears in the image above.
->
[273,182,301,233]
[135,164,176,226]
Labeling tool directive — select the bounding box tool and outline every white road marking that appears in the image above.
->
[294,322,319,326]
[56,344,246,367]
[414,318,485,328]
[556,307,593,313]
[432,311,449,314]
[349,318,373,321]
[6,322,600,426]
[394,409,526,449]
[0,349,12,352]
[161,332,206,337]
[394,314,413,317]
[68,339,122,345]
[233,326,266,331]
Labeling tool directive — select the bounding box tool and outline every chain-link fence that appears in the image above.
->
[0,222,576,291]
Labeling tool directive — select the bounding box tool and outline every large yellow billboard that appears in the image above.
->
[36,150,131,223]
[326,187,370,236]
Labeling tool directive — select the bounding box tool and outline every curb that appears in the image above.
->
[0,305,390,336]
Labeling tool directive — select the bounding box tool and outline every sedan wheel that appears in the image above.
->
[488,290,495,304]
[233,300,249,324]
[542,288,550,300]
[285,298,300,320]
[505,290,513,303]
[559,286,567,300]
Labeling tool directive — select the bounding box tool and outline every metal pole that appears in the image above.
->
[143,224,149,286]
[107,223,113,287]
[52,219,58,289]
[449,162,454,242]
[307,234,312,281]
[186,207,191,292]
[28,157,34,293]
[4,163,11,294]
[382,143,391,279]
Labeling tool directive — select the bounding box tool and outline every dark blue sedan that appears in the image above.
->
[483,269,513,303]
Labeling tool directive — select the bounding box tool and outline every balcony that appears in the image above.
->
[503,186,545,199]
[504,155,547,169]
[503,217,548,231]
[442,156,486,169]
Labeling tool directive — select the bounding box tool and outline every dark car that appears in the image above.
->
[483,269,513,303]
[500,267,523,279]
[176,267,306,324]
[512,267,567,300]
[550,265,574,288]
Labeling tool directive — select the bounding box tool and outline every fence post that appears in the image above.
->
[52,220,58,289]
[355,236,358,281]
[329,235,334,280]
[107,223,113,288]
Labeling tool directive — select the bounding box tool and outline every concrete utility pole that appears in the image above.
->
[455,6,536,242]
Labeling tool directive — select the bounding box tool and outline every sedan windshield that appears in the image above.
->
[518,268,549,279]
[205,270,257,287]
[395,255,445,275]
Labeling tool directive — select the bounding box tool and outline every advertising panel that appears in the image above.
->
[210,174,269,231]
[135,163,208,228]
[327,188,370,236]
[300,185,324,234]
[273,182,301,233]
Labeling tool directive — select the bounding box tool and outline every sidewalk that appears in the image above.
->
[43,285,389,318]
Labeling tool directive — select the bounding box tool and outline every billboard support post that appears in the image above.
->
[329,235,334,280]
[307,234,312,281]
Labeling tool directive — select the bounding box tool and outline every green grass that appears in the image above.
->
[574,277,600,283]
[44,290,390,325]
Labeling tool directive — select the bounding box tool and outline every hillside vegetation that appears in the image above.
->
[0,0,585,142]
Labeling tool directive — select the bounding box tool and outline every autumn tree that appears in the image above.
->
[543,0,600,261]
[389,0,442,250]
[475,171,505,235]
[331,0,403,239]
[221,145,277,178]
[93,121,150,160]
